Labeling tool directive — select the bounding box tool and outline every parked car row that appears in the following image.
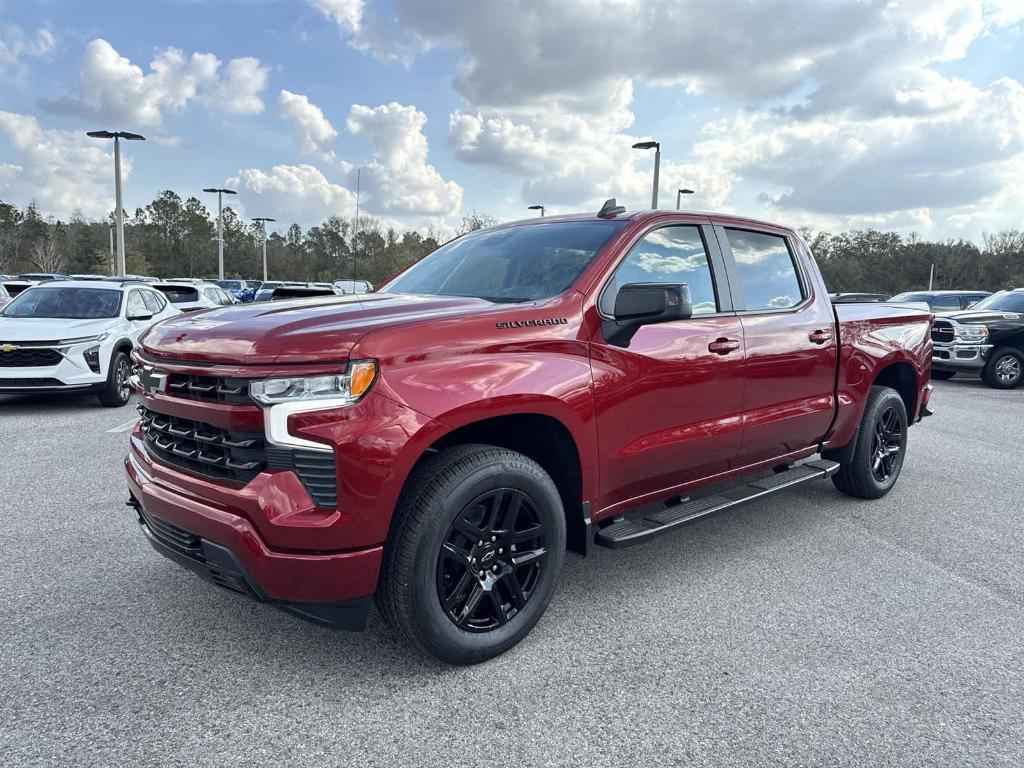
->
[1,274,374,307]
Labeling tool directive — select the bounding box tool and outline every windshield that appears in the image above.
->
[971,291,1024,312]
[383,221,626,302]
[154,285,200,303]
[0,286,122,319]
[216,280,243,290]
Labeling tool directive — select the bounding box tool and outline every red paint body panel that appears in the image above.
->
[126,210,932,607]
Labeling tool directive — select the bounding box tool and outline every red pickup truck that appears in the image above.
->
[125,204,933,663]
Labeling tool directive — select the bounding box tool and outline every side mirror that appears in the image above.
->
[128,310,153,321]
[604,283,692,347]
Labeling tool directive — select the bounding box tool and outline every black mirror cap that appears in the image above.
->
[128,311,154,321]
[613,283,692,322]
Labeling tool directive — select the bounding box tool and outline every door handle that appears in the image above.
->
[708,338,740,355]
[809,329,833,344]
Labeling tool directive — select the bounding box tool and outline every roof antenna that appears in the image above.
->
[597,198,626,218]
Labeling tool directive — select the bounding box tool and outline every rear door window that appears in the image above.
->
[725,229,805,311]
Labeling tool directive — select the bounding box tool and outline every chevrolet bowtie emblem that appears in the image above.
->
[0,344,18,353]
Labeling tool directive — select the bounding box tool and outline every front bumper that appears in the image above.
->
[0,342,110,391]
[932,342,991,372]
[125,447,382,630]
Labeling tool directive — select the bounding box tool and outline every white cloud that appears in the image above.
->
[0,25,54,74]
[229,163,356,227]
[203,57,269,115]
[0,111,123,218]
[309,0,364,32]
[346,102,462,216]
[42,39,269,128]
[278,90,338,158]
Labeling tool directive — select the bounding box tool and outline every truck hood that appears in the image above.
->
[140,292,495,364]
[936,309,1022,323]
[0,316,117,342]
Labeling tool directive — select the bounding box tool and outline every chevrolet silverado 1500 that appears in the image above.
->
[125,204,933,663]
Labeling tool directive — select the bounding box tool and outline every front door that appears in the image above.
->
[590,222,746,512]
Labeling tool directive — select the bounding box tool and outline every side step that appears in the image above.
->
[594,459,840,550]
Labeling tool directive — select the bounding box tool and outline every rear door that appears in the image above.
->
[591,221,746,510]
[714,225,838,466]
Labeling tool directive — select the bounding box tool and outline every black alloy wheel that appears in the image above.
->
[376,443,565,664]
[436,488,548,632]
[832,385,908,499]
[870,405,903,483]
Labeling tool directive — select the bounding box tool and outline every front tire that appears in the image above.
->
[832,386,908,500]
[377,444,566,664]
[97,350,132,407]
[982,347,1024,389]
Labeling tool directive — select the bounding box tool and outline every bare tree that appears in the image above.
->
[454,210,497,237]
[30,229,65,273]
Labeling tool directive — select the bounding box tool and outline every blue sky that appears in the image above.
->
[1,0,1022,242]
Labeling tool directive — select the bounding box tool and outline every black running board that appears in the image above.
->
[594,459,840,550]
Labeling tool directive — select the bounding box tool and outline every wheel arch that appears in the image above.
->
[871,360,918,419]
[407,408,592,555]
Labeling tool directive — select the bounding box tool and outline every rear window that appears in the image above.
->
[154,285,200,303]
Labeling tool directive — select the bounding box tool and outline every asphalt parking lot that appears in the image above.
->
[2,378,1022,767]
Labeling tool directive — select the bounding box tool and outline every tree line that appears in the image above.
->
[1,193,1021,293]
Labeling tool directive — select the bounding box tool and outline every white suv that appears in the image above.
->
[0,280,179,406]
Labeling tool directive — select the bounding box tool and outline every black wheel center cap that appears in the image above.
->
[477,545,497,567]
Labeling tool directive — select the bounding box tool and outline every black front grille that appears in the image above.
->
[0,377,64,387]
[138,405,266,484]
[166,373,251,404]
[139,506,204,562]
[138,405,338,507]
[0,347,62,367]
[931,321,954,343]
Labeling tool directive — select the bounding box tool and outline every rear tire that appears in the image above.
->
[982,347,1023,389]
[377,444,565,664]
[930,369,956,381]
[97,350,132,407]
[832,386,908,500]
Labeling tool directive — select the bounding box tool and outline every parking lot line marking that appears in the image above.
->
[107,420,139,433]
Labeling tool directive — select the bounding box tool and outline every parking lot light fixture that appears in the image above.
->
[252,217,276,282]
[87,130,145,277]
[676,188,694,209]
[203,187,238,280]
[632,140,660,209]
[527,205,545,217]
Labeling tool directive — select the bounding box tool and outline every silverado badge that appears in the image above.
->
[0,344,19,353]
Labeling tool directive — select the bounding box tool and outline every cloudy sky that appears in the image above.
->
[1,0,1022,240]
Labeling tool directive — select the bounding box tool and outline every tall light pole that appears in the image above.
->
[203,187,237,279]
[252,217,276,282]
[676,188,694,209]
[632,140,660,209]
[87,130,145,276]
[528,204,545,217]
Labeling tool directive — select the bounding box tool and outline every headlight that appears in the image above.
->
[249,360,377,405]
[58,332,110,345]
[954,324,988,342]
